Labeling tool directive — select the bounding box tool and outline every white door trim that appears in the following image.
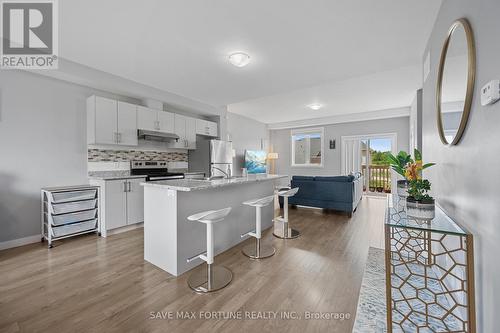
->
[341,132,398,194]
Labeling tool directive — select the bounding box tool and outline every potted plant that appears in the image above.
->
[387,151,412,197]
[404,149,435,222]
[369,180,376,192]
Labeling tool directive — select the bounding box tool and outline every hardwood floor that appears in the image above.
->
[0,196,386,333]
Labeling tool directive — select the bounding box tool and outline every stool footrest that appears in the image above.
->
[273,216,287,223]
[241,230,257,238]
[186,251,207,263]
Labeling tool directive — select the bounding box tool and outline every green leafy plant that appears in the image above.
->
[413,149,436,171]
[387,151,412,178]
[407,179,433,202]
[405,149,435,203]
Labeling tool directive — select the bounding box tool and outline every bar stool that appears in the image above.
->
[273,187,300,239]
[186,207,233,293]
[241,195,276,259]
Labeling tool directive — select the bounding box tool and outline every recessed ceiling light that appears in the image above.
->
[308,103,323,110]
[228,52,251,67]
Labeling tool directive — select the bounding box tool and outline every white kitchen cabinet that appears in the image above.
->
[117,101,138,146]
[158,111,175,133]
[126,178,144,225]
[137,106,157,132]
[89,177,146,236]
[103,179,127,230]
[207,121,218,137]
[91,96,117,145]
[185,117,197,149]
[195,119,218,137]
[87,95,211,148]
[87,95,138,146]
[170,114,196,149]
[174,114,186,147]
[137,106,175,134]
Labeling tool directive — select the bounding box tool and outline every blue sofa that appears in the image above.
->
[279,175,363,217]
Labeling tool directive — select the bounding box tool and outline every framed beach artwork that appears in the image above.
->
[244,150,267,174]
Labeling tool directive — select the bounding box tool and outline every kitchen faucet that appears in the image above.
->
[211,166,231,179]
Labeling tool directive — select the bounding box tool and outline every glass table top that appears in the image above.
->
[385,195,467,236]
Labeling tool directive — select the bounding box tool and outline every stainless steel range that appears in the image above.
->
[130,160,184,181]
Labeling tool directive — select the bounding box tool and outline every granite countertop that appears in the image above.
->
[87,171,147,180]
[141,174,288,192]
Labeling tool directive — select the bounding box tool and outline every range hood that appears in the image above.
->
[137,129,179,142]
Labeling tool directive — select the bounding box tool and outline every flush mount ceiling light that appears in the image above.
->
[308,103,323,110]
[228,52,251,67]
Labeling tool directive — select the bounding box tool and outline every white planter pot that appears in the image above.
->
[397,180,409,198]
[406,198,435,222]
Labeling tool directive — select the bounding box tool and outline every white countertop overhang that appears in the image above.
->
[141,174,288,192]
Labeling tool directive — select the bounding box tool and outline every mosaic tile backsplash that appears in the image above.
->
[88,149,188,162]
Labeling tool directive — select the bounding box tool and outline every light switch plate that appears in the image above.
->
[481,80,500,106]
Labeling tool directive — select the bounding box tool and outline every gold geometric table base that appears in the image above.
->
[385,225,475,332]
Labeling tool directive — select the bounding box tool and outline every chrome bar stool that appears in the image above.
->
[241,195,276,259]
[186,207,233,293]
[273,187,300,239]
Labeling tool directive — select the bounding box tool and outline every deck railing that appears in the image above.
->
[361,165,391,193]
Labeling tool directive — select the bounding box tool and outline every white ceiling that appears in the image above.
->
[229,65,422,124]
[59,0,441,121]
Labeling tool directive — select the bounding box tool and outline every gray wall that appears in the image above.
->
[0,71,91,242]
[422,1,500,331]
[226,112,269,175]
[270,116,409,177]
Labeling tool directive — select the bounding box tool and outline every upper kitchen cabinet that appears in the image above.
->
[195,119,218,137]
[89,96,116,145]
[158,111,175,134]
[117,101,139,146]
[185,117,197,149]
[87,95,138,146]
[171,114,196,149]
[137,106,156,132]
[137,106,174,134]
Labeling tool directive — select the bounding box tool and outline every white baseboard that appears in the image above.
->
[105,222,143,237]
[0,234,42,251]
[0,224,144,249]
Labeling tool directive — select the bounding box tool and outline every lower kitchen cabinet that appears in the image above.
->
[126,178,144,225]
[89,177,145,236]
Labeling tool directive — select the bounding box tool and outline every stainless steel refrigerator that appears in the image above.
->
[188,138,233,178]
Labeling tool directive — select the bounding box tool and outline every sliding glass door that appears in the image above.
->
[361,138,393,195]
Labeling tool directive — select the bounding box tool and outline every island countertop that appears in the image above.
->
[141,174,288,191]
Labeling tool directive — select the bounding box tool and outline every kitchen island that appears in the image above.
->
[141,174,288,276]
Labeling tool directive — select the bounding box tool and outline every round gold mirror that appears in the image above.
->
[436,18,476,145]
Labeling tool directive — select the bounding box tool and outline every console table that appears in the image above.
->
[384,195,475,332]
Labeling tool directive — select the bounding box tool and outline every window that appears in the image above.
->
[291,128,324,167]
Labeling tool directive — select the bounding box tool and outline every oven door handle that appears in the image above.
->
[147,175,185,181]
